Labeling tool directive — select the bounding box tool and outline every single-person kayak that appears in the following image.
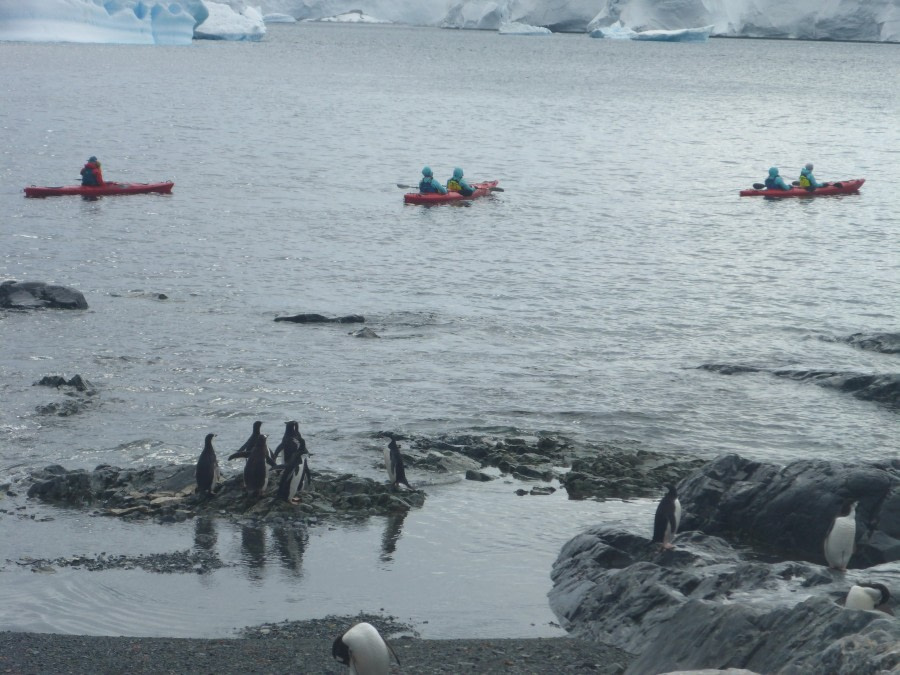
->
[24,181,175,198]
[739,178,864,197]
[404,180,499,205]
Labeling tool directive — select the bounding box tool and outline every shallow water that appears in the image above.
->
[0,24,898,638]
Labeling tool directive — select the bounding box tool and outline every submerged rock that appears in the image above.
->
[843,332,900,354]
[274,313,364,324]
[0,280,88,310]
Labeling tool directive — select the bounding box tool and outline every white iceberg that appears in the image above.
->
[498,20,551,35]
[0,0,198,45]
[590,20,712,42]
[195,2,266,40]
[310,10,391,24]
[263,12,296,22]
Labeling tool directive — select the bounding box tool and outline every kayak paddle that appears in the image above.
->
[396,183,504,192]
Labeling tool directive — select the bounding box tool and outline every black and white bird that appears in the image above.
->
[332,621,400,675]
[652,485,681,550]
[195,432,220,495]
[228,420,263,461]
[277,453,311,503]
[824,499,858,571]
[273,420,307,466]
[384,438,411,489]
[243,434,271,497]
[845,582,892,612]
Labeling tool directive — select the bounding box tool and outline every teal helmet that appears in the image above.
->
[422,166,433,177]
[768,167,779,177]
[452,167,464,179]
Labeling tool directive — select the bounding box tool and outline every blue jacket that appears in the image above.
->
[419,176,447,194]
[764,167,791,191]
[447,168,474,196]
[799,167,822,188]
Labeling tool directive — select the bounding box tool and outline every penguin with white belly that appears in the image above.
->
[277,453,311,503]
[384,438,411,489]
[845,582,892,613]
[332,621,400,675]
[824,498,858,571]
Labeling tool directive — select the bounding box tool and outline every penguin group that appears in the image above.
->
[194,419,313,503]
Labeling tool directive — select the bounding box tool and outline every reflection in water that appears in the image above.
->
[380,511,408,563]
[272,525,308,577]
[193,517,218,552]
[241,525,267,581]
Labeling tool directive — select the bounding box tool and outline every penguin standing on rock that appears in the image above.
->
[228,420,263,461]
[195,432,220,495]
[273,420,307,466]
[824,499,858,571]
[845,582,892,613]
[652,485,681,550]
[243,434,271,497]
[277,453,311,503]
[384,438,411,489]
[332,621,400,675]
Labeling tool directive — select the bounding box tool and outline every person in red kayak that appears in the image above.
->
[418,166,446,195]
[446,167,474,197]
[764,167,791,191]
[80,156,105,187]
[798,163,824,190]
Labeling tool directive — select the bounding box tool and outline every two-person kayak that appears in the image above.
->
[739,178,864,197]
[404,180,499,205]
[24,181,175,198]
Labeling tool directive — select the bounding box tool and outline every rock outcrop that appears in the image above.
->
[0,280,88,309]
[274,313,364,324]
[678,454,900,567]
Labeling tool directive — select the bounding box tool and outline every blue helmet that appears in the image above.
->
[422,166,433,177]
[88,156,98,163]
[768,167,779,177]
[452,167,464,179]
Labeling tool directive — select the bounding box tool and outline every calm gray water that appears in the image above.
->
[0,24,898,638]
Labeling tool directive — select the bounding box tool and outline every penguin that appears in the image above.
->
[277,453,311,503]
[195,432,220,495]
[384,438,411,489]
[243,434,270,497]
[845,582,892,612]
[228,420,263,461]
[273,421,299,466]
[824,499,857,571]
[332,622,400,675]
[652,485,681,550]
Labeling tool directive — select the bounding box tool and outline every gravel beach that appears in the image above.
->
[0,615,636,674]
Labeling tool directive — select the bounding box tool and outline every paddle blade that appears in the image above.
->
[752,183,766,190]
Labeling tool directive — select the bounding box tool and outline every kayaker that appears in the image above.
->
[80,156,105,187]
[764,167,791,191]
[798,163,824,190]
[418,166,446,195]
[446,167,474,197]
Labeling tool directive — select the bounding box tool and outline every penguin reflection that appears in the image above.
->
[272,525,308,576]
[380,511,408,563]
[241,524,267,581]
[193,517,218,553]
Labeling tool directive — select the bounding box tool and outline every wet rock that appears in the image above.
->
[32,374,98,416]
[562,449,707,500]
[350,327,379,338]
[465,470,494,482]
[679,453,900,567]
[274,313,365,324]
[843,332,900,354]
[0,280,88,310]
[549,526,900,675]
[23,463,424,524]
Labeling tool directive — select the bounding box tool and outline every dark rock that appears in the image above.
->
[562,450,707,500]
[465,470,494,482]
[350,327,379,338]
[679,454,900,567]
[0,280,88,310]
[274,313,364,324]
[549,526,900,675]
[844,332,900,354]
[34,374,96,393]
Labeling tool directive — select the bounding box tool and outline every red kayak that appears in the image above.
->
[404,180,499,205]
[739,178,864,197]
[24,181,174,198]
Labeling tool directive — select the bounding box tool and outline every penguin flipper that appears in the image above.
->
[227,451,250,461]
